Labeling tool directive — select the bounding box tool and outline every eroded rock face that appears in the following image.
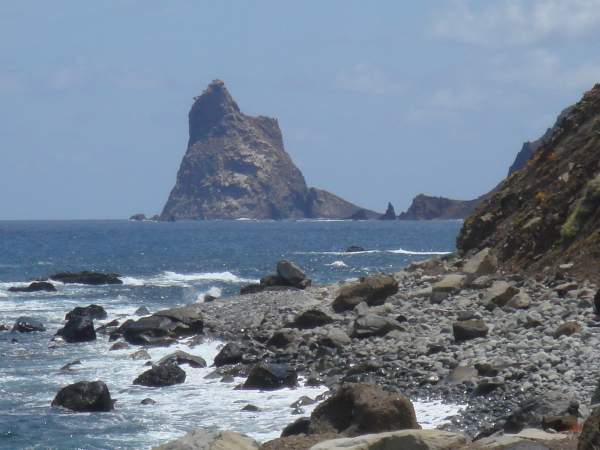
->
[160,80,371,220]
[51,381,113,412]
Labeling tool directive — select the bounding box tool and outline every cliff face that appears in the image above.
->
[161,80,370,220]
[457,84,600,280]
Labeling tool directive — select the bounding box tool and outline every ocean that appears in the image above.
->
[0,219,463,449]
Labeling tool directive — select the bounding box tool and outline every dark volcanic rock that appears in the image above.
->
[213,343,244,367]
[453,320,489,342]
[398,194,481,220]
[345,245,365,253]
[48,271,122,285]
[51,381,113,412]
[11,317,45,333]
[160,79,371,220]
[57,316,96,343]
[157,350,207,368]
[332,274,399,312]
[379,202,397,220]
[308,384,419,436]
[292,309,334,329]
[65,304,107,321]
[243,363,298,390]
[133,363,186,387]
[8,281,56,293]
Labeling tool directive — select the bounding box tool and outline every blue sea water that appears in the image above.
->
[0,219,461,449]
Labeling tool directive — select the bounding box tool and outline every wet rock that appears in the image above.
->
[277,260,306,286]
[133,363,186,387]
[141,398,156,405]
[56,316,96,343]
[453,320,488,342]
[48,271,122,285]
[135,306,151,316]
[8,281,56,293]
[60,360,82,371]
[214,343,244,367]
[292,309,334,329]
[11,316,45,333]
[151,428,259,450]
[242,404,259,412]
[345,246,365,253]
[242,363,297,390]
[553,321,581,338]
[0,324,8,331]
[110,342,129,351]
[130,349,152,360]
[332,275,399,312]
[291,396,316,409]
[65,304,107,321]
[157,350,207,368]
[281,417,311,437]
[310,429,467,450]
[352,314,404,338]
[96,319,119,335]
[308,384,419,436]
[51,380,113,412]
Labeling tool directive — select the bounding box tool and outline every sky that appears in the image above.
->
[2,0,600,219]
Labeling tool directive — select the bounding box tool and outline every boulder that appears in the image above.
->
[553,321,581,338]
[346,246,365,253]
[506,291,531,309]
[11,317,45,333]
[141,398,156,405]
[48,271,122,285]
[8,281,56,293]
[462,247,497,279]
[332,275,399,312]
[214,343,244,367]
[352,314,404,338]
[133,363,186,387]
[151,428,259,450]
[65,304,107,321]
[310,429,467,450]
[56,316,96,343]
[484,281,519,309]
[110,342,129,351]
[267,330,297,348]
[309,384,419,436]
[130,349,152,360]
[157,350,207,368]
[282,417,311,437]
[319,328,352,348]
[432,274,466,295]
[579,406,600,450]
[135,306,151,316]
[243,363,298,390]
[277,260,306,285]
[51,380,113,412]
[541,415,578,432]
[453,320,488,342]
[292,309,334,329]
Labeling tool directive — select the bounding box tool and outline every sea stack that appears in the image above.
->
[379,202,397,220]
[161,80,372,220]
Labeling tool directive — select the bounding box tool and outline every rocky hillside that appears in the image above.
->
[161,80,372,220]
[458,84,600,281]
[399,105,574,220]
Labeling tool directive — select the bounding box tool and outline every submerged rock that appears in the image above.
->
[8,281,56,293]
[51,380,113,412]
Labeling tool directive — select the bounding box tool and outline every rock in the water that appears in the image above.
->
[151,428,259,450]
[8,281,56,293]
[141,398,156,405]
[352,314,404,338]
[56,316,96,343]
[157,350,207,368]
[11,316,46,333]
[276,260,306,285]
[65,304,107,321]
[579,406,600,450]
[214,343,244,367]
[48,271,122,285]
[453,320,488,342]
[133,363,186,387]
[292,309,334,329]
[309,384,419,436]
[51,380,113,412]
[110,342,129,351]
[129,213,146,221]
[310,429,467,450]
[332,275,399,312]
[379,202,397,220]
[345,246,365,253]
[130,349,152,360]
[159,79,370,221]
[243,363,297,390]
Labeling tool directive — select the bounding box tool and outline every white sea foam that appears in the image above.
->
[327,260,348,268]
[296,248,451,256]
[120,271,258,287]
[387,248,452,255]
[196,286,222,303]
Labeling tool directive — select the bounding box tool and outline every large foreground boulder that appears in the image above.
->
[243,363,297,390]
[8,281,56,293]
[310,429,467,450]
[11,316,46,333]
[462,247,497,279]
[308,384,419,436]
[65,304,107,321]
[56,316,96,343]
[214,343,244,367]
[51,381,113,412]
[151,428,259,450]
[133,363,186,387]
[332,275,399,312]
[48,271,122,285]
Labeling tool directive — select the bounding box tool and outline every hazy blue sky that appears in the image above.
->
[2,0,600,219]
